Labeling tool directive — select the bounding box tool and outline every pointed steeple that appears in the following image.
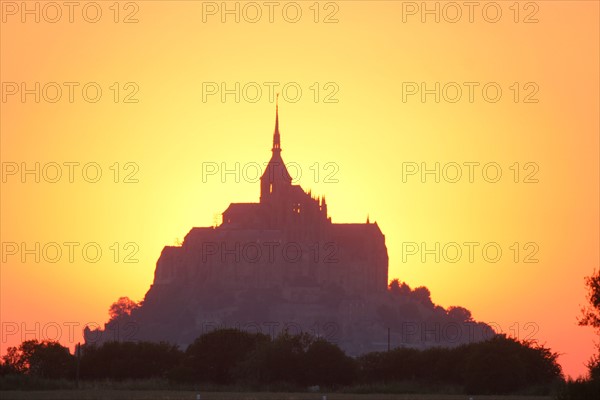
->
[273,93,281,152]
[261,97,291,203]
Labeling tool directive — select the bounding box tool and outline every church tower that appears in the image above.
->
[260,96,292,203]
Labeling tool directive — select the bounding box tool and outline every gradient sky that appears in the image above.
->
[1,0,599,378]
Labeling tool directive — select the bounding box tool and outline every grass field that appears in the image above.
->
[0,391,553,400]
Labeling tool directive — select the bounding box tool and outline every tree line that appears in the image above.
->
[1,330,563,395]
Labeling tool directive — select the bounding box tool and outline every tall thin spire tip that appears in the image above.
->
[273,94,281,150]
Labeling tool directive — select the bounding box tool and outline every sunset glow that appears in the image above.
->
[1,0,599,379]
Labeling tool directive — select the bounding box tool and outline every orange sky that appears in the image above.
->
[1,0,599,378]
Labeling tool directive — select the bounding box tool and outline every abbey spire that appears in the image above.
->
[273,94,281,152]
[260,98,292,202]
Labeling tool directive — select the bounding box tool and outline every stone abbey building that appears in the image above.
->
[155,103,388,296]
[85,106,493,352]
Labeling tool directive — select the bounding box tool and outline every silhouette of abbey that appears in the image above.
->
[86,104,493,352]
[171,102,387,293]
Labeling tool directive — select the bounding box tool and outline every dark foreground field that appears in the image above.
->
[0,391,552,400]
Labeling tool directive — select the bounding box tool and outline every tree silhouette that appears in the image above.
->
[1,346,26,374]
[304,339,356,386]
[108,296,140,320]
[184,329,269,384]
[412,286,434,307]
[0,340,73,379]
[447,306,473,322]
[579,269,600,330]
[579,269,600,380]
[250,331,313,385]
